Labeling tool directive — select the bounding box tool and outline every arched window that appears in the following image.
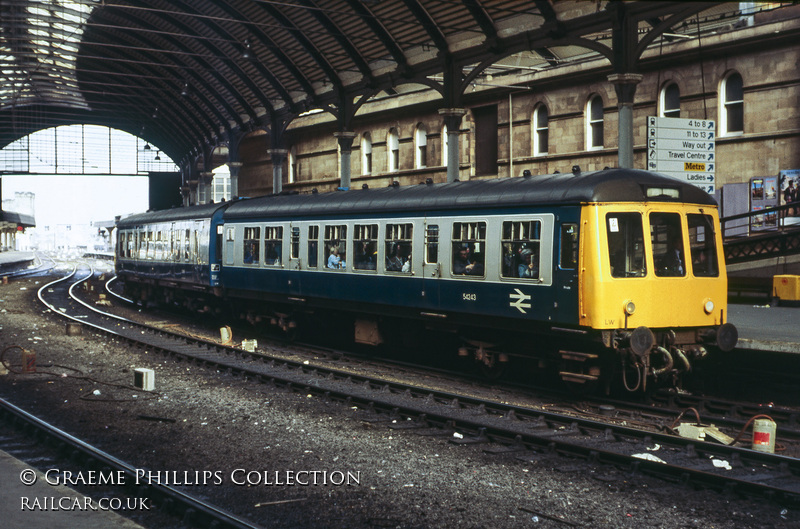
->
[660,83,680,118]
[441,124,448,166]
[532,104,548,156]
[586,95,604,150]
[387,128,399,172]
[287,145,297,183]
[721,72,744,136]
[361,132,372,175]
[414,124,428,169]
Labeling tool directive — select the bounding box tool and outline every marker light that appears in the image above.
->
[624,300,636,315]
[704,299,715,314]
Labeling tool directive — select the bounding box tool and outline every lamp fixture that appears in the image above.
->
[154,151,161,161]
[242,39,252,60]
[144,143,151,150]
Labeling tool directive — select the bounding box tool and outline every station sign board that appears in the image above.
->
[647,116,716,194]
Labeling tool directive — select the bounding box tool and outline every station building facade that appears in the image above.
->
[233,6,799,205]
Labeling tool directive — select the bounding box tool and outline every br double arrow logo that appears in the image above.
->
[509,289,531,314]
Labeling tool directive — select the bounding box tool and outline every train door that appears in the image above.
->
[421,222,441,306]
[170,222,178,277]
[211,223,223,287]
[554,222,579,323]
[287,224,301,271]
[192,220,202,283]
[223,225,235,266]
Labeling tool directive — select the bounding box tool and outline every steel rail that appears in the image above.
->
[0,397,263,529]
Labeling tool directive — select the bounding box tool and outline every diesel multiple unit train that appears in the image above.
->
[115,168,737,393]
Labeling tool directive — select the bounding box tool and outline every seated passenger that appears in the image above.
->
[518,246,539,278]
[244,243,257,264]
[453,245,483,275]
[401,254,411,273]
[356,242,377,270]
[386,246,403,271]
[327,247,342,269]
[658,234,685,276]
[265,244,280,265]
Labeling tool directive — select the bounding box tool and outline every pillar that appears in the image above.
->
[438,108,466,183]
[199,171,214,204]
[228,161,242,199]
[608,73,643,169]
[268,149,288,195]
[334,131,357,190]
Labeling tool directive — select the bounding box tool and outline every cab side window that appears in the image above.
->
[650,213,685,277]
[688,214,719,277]
[606,214,643,277]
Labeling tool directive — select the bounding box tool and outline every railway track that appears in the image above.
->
[21,266,798,506]
[0,396,264,529]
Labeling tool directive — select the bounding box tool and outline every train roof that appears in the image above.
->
[224,168,717,220]
[117,201,229,227]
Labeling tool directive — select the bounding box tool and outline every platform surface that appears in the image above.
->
[0,449,145,529]
[0,251,37,274]
[0,251,35,266]
[729,303,800,353]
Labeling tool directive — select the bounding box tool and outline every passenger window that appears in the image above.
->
[606,214,644,277]
[687,214,719,277]
[184,229,191,261]
[243,227,260,265]
[386,223,413,273]
[308,225,319,268]
[451,221,486,276]
[650,212,685,277]
[290,227,300,260]
[155,231,164,261]
[264,226,283,266]
[324,225,347,269]
[425,225,439,264]
[560,223,579,270]
[501,220,541,279]
[353,224,378,270]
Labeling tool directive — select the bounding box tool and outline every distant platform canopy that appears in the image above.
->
[0,210,36,229]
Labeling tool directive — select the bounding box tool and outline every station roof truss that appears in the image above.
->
[0,1,783,170]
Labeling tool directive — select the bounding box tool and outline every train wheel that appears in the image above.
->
[460,340,508,380]
[478,358,507,380]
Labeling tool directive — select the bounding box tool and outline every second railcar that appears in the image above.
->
[116,202,229,310]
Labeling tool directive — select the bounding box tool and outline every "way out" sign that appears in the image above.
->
[647,116,716,194]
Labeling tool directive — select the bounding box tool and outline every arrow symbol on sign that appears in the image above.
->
[708,164,714,171]
[708,153,714,160]
[509,289,531,314]
[708,132,714,140]
[649,139,656,148]
[708,175,714,181]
